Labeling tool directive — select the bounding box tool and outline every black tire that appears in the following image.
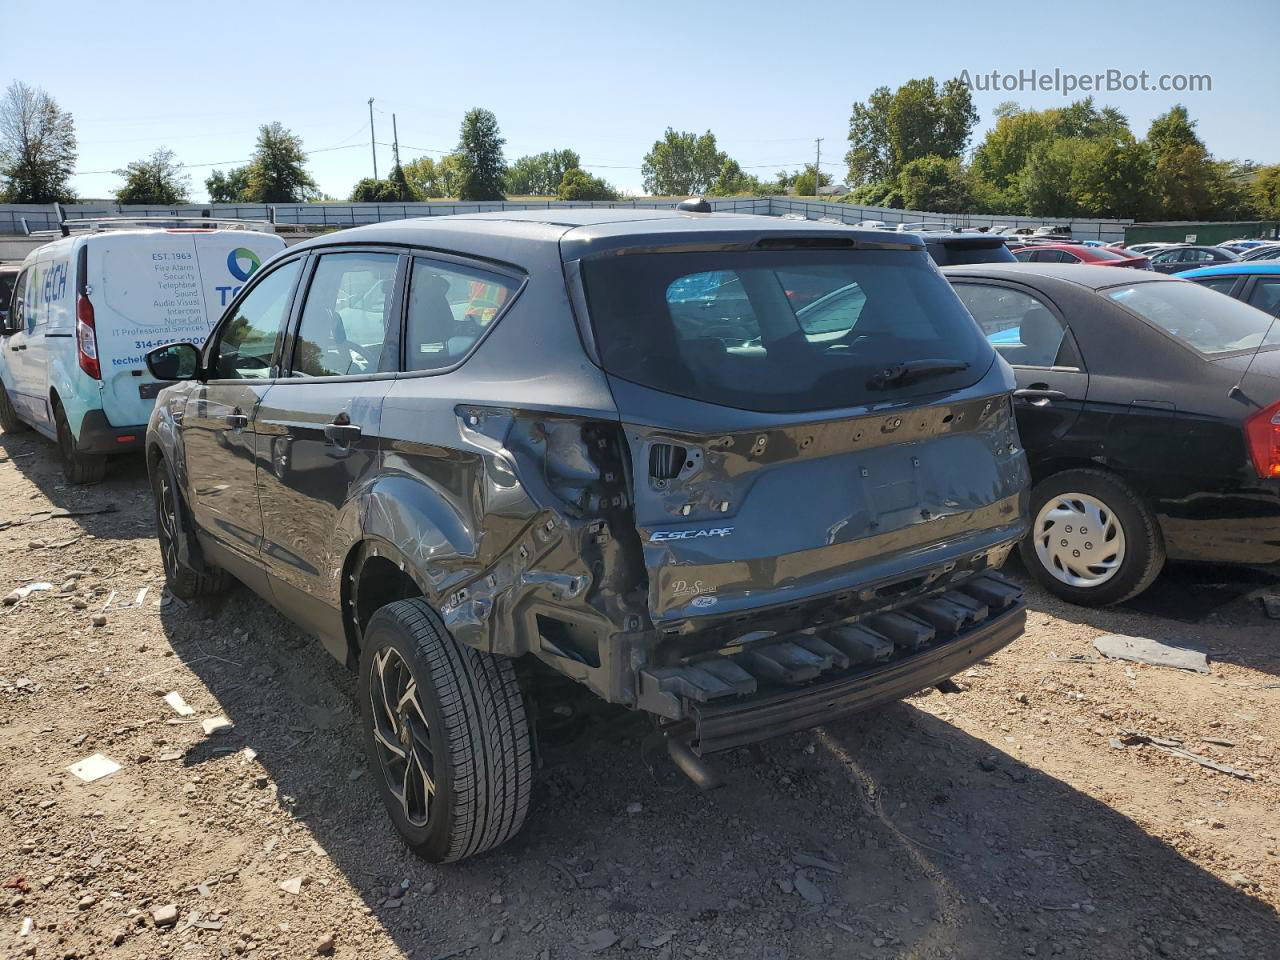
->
[0,380,30,433]
[359,599,532,863]
[54,403,105,485]
[150,456,227,599]
[1019,468,1165,606]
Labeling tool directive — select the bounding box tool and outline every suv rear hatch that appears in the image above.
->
[578,241,1029,638]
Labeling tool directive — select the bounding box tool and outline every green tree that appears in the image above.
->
[1250,164,1280,219]
[205,166,250,203]
[843,180,903,209]
[1017,139,1085,217]
[1071,136,1154,219]
[506,148,580,195]
[556,168,618,201]
[456,108,506,201]
[242,122,317,203]
[113,147,190,204]
[845,77,976,186]
[1145,106,1217,219]
[349,177,400,202]
[708,158,764,196]
[0,81,77,202]
[971,107,1060,191]
[896,156,973,212]
[641,129,727,195]
[402,156,444,198]
[791,164,833,196]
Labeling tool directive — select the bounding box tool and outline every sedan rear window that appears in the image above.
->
[1086,247,1130,261]
[582,249,992,412]
[1105,280,1280,355]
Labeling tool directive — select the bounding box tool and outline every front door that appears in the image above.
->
[6,265,52,432]
[183,257,303,573]
[254,250,402,651]
[951,280,1089,456]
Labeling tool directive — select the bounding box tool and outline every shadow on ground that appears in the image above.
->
[0,431,154,541]
[157,583,1280,960]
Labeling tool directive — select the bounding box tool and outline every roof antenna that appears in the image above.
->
[676,197,712,213]
[1229,306,1280,401]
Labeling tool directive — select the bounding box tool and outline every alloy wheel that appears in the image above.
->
[368,646,437,827]
[156,473,180,578]
[1032,492,1126,588]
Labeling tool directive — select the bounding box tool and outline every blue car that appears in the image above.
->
[1179,262,1280,316]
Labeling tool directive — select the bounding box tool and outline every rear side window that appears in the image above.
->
[1247,278,1280,316]
[953,283,1072,368]
[1105,281,1280,355]
[403,258,517,372]
[582,249,992,413]
[1193,276,1239,296]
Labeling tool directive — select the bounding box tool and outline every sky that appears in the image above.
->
[4,1,1278,202]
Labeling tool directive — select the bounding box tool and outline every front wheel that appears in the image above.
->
[1019,468,1165,606]
[150,456,227,599]
[0,380,29,433]
[359,599,532,863]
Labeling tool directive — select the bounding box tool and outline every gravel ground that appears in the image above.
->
[1,430,1278,960]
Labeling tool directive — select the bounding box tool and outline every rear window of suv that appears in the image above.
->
[581,249,992,412]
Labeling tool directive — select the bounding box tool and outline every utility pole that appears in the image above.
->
[368,98,378,181]
[391,113,403,199]
[814,137,823,195]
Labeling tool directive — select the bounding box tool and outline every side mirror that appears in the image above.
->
[146,342,202,381]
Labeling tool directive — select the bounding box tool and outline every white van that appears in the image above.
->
[0,220,285,482]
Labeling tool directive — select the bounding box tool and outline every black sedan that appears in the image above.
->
[946,263,1280,605]
[1147,244,1239,274]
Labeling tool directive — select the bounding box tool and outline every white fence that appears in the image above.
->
[0,197,1132,243]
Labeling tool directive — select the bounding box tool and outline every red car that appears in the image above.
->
[1011,243,1151,270]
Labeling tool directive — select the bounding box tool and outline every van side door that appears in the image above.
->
[5,262,55,432]
[253,250,403,657]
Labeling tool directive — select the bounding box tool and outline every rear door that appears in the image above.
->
[253,250,402,644]
[952,279,1089,452]
[579,246,1026,624]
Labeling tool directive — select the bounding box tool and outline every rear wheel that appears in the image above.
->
[359,599,532,863]
[1019,468,1164,606]
[150,456,227,598]
[54,403,105,485]
[0,380,29,433]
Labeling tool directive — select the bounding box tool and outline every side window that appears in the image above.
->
[403,258,519,372]
[1057,250,1082,263]
[953,283,1071,367]
[1247,279,1280,316]
[10,269,29,332]
[1152,249,1180,264]
[1014,249,1034,262]
[291,253,399,378]
[1031,250,1063,263]
[1194,277,1239,296]
[211,259,301,379]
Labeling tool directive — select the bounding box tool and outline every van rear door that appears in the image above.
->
[578,245,1028,626]
[90,230,285,426]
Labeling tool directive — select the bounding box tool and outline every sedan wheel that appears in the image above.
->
[1019,468,1165,607]
[367,646,437,828]
[1032,492,1125,588]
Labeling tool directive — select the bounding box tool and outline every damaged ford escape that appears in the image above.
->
[143,209,1029,862]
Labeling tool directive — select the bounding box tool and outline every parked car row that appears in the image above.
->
[2,208,1277,865]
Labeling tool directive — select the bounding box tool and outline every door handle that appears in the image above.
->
[324,420,362,443]
[225,412,249,430]
[10,344,25,351]
[1014,387,1067,406]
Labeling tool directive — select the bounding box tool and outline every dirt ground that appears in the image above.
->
[1,429,1278,960]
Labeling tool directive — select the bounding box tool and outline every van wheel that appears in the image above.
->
[359,599,532,863]
[1019,468,1164,607]
[150,456,227,599]
[0,380,30,433]
[54,404,105,485]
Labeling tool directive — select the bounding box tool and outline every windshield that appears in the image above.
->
[582,249,992,413]
[1105,280,1280,355]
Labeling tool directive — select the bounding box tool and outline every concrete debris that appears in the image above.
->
[163,692,195,717]
[793,871,824,904]
[1092,634,1209,674]
[152,904,178,927]
[279,876,304,895]
[201,716,234,736]
[67,752,121,782]
[19,917,34,937]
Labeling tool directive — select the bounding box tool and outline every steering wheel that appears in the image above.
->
[327,340,374,375]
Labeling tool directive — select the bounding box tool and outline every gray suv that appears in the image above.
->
[144,209,1029,862]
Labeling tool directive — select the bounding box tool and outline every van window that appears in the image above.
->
[403,258,517,372]
[291,253,399,377]
[211,260,301,379]
[582,249,991,413]
[9,270,28,331]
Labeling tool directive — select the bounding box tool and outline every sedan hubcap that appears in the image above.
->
[157,476,179,576]
[1033,492,1125,588]
[368,647,436,827]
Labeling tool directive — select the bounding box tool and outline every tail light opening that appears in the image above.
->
[76,293,100,380]
[1244,399,1280,479]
